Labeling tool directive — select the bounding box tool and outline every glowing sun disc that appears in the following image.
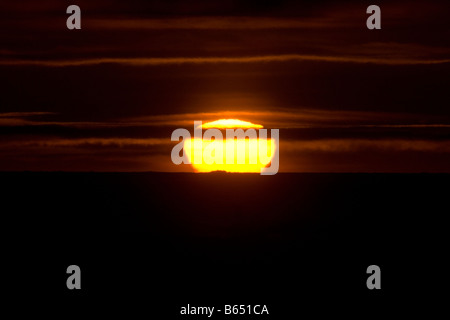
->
[184,119,276,173]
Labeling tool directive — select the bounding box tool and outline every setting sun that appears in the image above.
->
[184,119,277,173]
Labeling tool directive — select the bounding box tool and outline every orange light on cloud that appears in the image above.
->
[200,119,263,129]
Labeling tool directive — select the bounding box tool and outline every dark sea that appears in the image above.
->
[2,172,447,317]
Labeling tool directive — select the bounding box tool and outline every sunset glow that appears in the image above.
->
[184,119,276,173]
[200,119,263,129]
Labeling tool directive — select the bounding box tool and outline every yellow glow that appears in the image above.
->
[201,119,263,129]
[184,119,276,173]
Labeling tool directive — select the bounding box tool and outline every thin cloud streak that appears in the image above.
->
[2,54,450,67]
[124,110,450,129]
[0,112,56,117]
[2,136,450,155]
[2,110,449,129]
[0,138,168,148]
[283,139,450,153]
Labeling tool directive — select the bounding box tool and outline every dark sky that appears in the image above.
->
[1,0,450,172]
